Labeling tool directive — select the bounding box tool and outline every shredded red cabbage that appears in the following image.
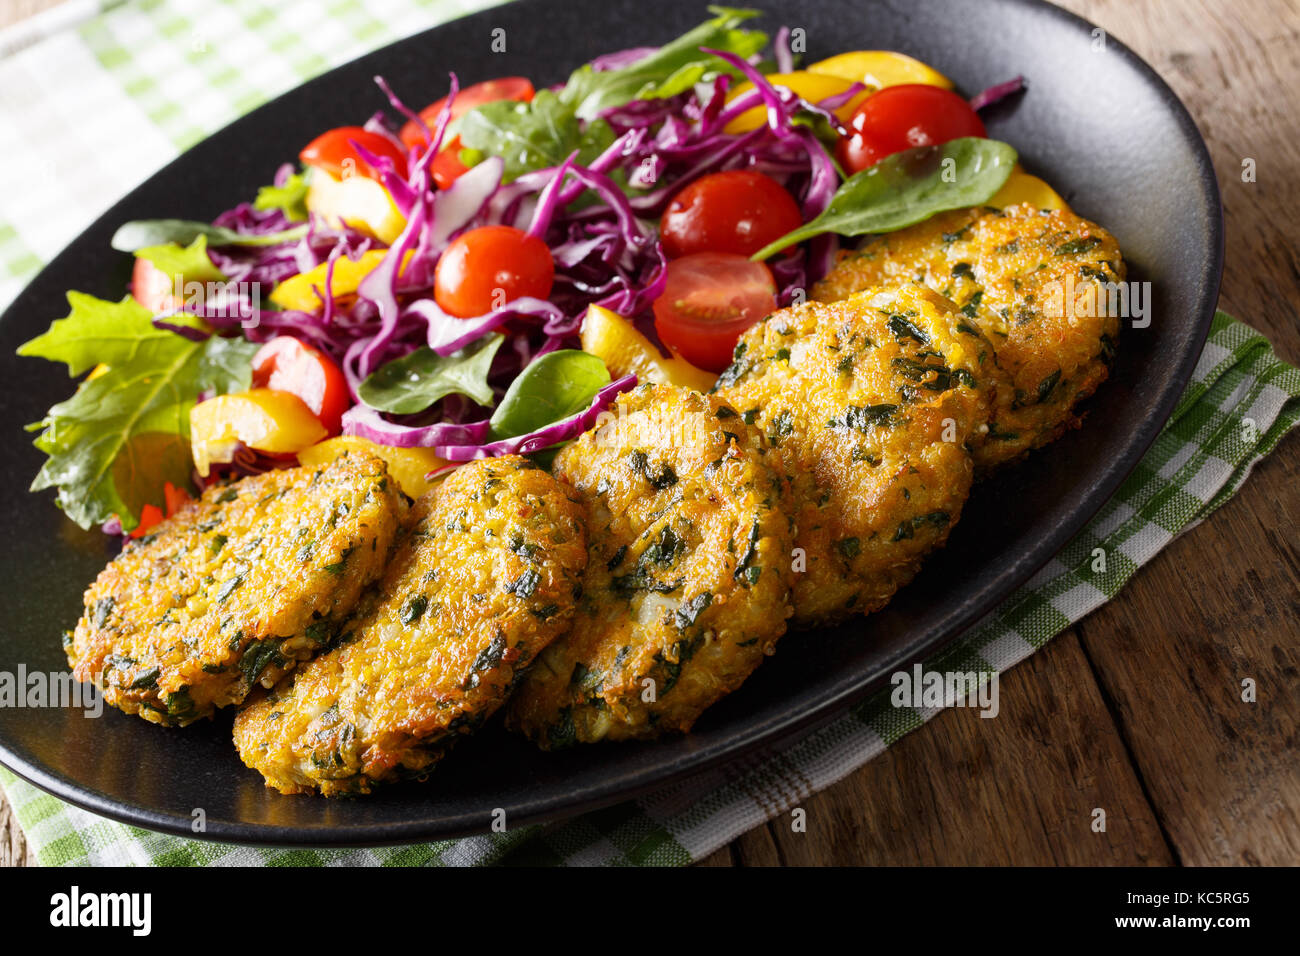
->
[197,33,883,463]
[970,75,1025,111]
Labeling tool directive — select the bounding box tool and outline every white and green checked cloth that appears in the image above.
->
[1,0,1297,866]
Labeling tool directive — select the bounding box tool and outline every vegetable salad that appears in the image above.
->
[18,6,1037,536]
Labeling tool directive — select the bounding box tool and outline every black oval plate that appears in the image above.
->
[0,0,1221,846]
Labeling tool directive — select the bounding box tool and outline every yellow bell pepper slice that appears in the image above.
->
[987,166,1070,212]
[724,71,871,134]
[297,436,447,500]
[190,388,326,477]
[270,249,413,312]
[581,305,716,393]
[304,167,406,245]
[806,51,953,91]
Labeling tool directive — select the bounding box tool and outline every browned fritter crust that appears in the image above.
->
[68,453,405,726]
[506,383,795,748]
[715,285,994,626]
[233,455,588,795]
[814,204,1125,471]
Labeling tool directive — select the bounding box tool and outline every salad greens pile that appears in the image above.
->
[19,294,257,529]
[17,5,1018,533]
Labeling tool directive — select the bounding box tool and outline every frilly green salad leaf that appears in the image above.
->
[358,333,504,414]
[135,235,227,284]
[18,293,256,530]
[751,138,1019,260]
[254,171,310,221]
[489,350,611,440]
[110,218,308,252]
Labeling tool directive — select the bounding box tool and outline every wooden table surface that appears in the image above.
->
[2,0,1297,867]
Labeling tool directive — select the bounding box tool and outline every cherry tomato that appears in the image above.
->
[251,336,350,434]
[300,126,409,183]
[659,170,804,259]
[434,225,554,319]
[399,77,535,149]
[651,252,778,372]
[837,84,987,174]
[131,256,183,313]
[430,135,471,190]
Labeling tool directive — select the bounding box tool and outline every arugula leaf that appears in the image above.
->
[136,236,227,285]
[559,7,767,119]
[357,334,504,414]
[253,170,310,221]
[19,293,256,530]
[458,91,617,183]
[111,219,308,253]
[489,350,611,440]
[752,138,1018,259]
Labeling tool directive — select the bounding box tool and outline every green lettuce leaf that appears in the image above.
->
[254,170,310,221]
[136,235,227,285]
[19,293,256,530]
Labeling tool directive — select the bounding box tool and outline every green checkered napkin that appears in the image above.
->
[1,0,1297,866]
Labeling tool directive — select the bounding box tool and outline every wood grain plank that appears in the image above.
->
[754,635,1175,865]
[1050,0,1300,867]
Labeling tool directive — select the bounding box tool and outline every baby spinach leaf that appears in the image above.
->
[358,333,504,414]
[457,91,616,184]
[751,138,1018,260]
[457,8,766,182]
[559,7,767,120]
[198,335,260,395]
[489,350,610,440]
[111,218,308,252]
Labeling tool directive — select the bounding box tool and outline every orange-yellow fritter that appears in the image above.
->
[506,383,795,748]
[814,203,1125,470]
[69,453,405,726]
[233,455,587,795]
[715,285,994,626]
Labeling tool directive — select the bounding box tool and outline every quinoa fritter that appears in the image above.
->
[715,285,994,626]
[507,383,795,748]
[814,203,1125,471]
[69,453,405,726]
[233,455,587,795]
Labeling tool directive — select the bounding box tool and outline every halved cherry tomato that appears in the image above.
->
[131,256,183,313]
[398,77,535,149]
[430,136,471,190]
[300,126,409,183]
[651,252,778,373]
[251,337,349,434]
[838,84,986,174]
[434,225,554,319]
[660,170,804,259]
